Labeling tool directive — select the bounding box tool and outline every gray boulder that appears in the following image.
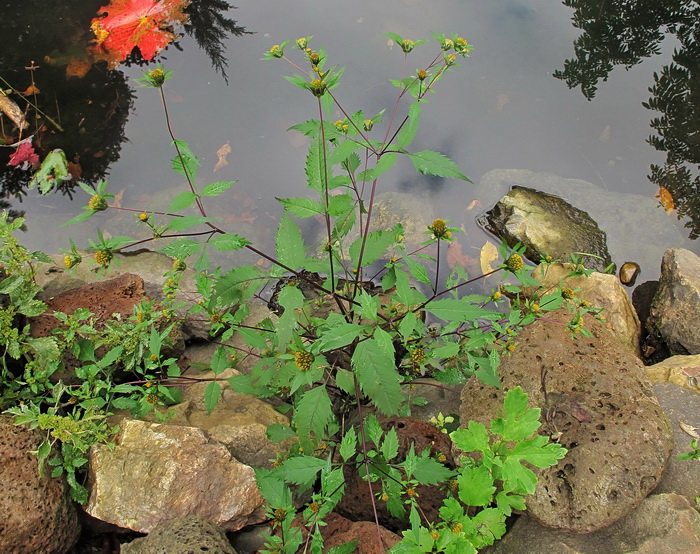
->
[121,515,236,554]
[647,248,700,356]
[478,186,613,272]
[484,493,700,553]
[0,415,81,554]
[459,310,673,533]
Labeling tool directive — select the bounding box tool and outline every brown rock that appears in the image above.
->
[484,493,700,553]
[0,415,81,554]
[85,418,266,533]
[337,417,454,530]
[459,310,673,533]
[121,515,236,554]
[323,512,402,553]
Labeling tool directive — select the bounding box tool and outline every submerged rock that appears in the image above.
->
[459,310,673,533]
[618,261,641,286]
[478,186,613,272]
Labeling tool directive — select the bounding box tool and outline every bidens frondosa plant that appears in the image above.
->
[3,31,599,551]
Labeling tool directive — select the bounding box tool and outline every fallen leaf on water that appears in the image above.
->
[66,58,93,79]
[655,185,675,214]
[479,240,499,275]
[213,142,231,173]
[111,188,125,208]
[496,93,510,112]
[679,422,699,439]
[599,124,612,142]
[0,93,27,131]
[67,161,82,181]
[465,198,482,211]
[447,240,477,269]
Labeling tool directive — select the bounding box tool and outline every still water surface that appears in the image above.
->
[1,1,697,281]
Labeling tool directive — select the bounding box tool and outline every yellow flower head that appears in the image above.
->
[139,213,149,222]
[88,195,108,212]
[505,253,524,272]
[94,249,112,266]
[294,350,314,371]
[430,218,448,239]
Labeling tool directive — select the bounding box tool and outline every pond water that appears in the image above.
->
[1,0,698,285]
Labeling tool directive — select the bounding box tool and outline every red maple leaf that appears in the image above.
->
[8,139,40,170]
[91,0,189,67]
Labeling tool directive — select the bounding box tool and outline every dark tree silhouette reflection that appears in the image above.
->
[555,0,700,240]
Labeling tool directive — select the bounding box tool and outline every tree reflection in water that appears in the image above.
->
[0,0,249,224]
[555,0,700,240]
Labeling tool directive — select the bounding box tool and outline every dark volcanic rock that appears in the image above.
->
[459,310,673,533]
[478,186,613,272]
[0,415,81,554]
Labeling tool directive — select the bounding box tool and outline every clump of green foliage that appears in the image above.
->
[0,31,600,549]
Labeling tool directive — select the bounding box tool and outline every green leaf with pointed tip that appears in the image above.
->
[278,197,324,218]
[397,102,422,148]
[352,338,402,416]
[340,427,357,462]
[407,150,470,181]
[381,427,399,460]
[458,464,496,507]
[280,455,326,487]
[157,238,201,259]
[328,139,362,166]
[30,149,70,193]
[171,139,199,181]
[425,298,495,323]
[276,213,306,270]
[349,229,397,267]
[490,386,541,441]
[214,265,264,305]
[412,451,454,485]
[204,381,221,414]
[165,216,217,232]
[201,180,236,197]
[357,153,396,181]
[266,423,296,443]
[168,191,198,212]
[293,386,334,452]
[209,233,250,251]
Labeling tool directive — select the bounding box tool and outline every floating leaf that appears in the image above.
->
[679,422,700,439]
[655,185,675,214]
[479,240,499,274]
[213,142,231,173]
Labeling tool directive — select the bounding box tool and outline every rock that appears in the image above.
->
[322,512,402,553]
[483,493,700,553]
[618,261,641,286]
[36,250,210,341]
[85,418,266,533]
[647,248,700,356]
[652,383,700,506]
[533,262,641,356]
[337,417,455,530]
[459,310,673,533]
[401,379,462,424]
[120,515,236,554]
[0,415,81,554]
[474,169,690,276]
[645,355,700,393]
[478,186,613,272]
[29,272,184,378]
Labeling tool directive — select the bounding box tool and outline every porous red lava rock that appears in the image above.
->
[337,417,455,530]
[322,512,402,553]
[459,310,673,534]
[0,415,81,554]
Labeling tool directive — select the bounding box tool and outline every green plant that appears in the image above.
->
[677,438,699,461]
[0,31,600,549]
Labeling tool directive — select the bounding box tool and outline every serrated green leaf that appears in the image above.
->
[412,453,454,485]
[398,311,417,340]
[381,427,399,460]
[357,152,396,182]
[490,386,541,441]
[374,327,395,359]
[327,540,359,554]
[364,414,383,447]
[397,102,422,148]
[407,150,470,181]
[278,197,324,218]
[425,298,497,323]
[501,456,538,495]
[293,386,334,452]
[340,427,357,462]
[334,368,354,394]
[349,229,397,268]
[214,265,264,305]
[267,423,296,443]
[341,152,361,173]
[317,321,363,351]
[165,216,217,232]
[450,421,491,455]
[508,436,567,468]
[457,464,496,507]
[276,213,306,270]
[61,209,96,227]
[305,133,324,193]
[157,238,201,259]
[210,345,229,375]
[201,180,236,197]
[171,139,200,180]
[168,191,198,212]
[30,149,70,193]
[209,233,250,251]
[255,468,293,507]
[328,139,362,166]
[280,455,326,487]
[352,339,402,416]
[238,327,269,350]
[204,381,221,414]
[327,194,354,216]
